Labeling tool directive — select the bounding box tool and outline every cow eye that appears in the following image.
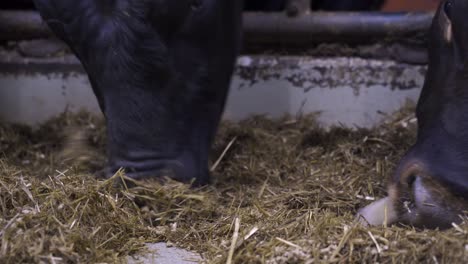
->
[444,0,453,19]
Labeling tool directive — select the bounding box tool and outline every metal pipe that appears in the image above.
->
[0,10,52,41]
[243,12,433,45]
[0,10,433,45]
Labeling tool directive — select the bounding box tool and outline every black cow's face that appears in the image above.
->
[359,0,468,229]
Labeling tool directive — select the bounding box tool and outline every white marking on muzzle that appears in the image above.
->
[445,22,452,43]
[357,196,398,227]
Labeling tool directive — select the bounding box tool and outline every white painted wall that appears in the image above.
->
[0,56,425,127]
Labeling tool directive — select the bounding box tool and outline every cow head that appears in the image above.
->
[359,0,468,228]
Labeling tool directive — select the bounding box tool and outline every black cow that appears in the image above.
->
[359,0,468,229]
[33,0,242,185]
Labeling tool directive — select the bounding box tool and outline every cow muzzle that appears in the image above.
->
[358,160,468,229]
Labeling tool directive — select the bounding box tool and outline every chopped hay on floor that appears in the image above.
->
[0,104,467,263]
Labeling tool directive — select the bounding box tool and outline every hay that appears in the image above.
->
[0,104,467,263]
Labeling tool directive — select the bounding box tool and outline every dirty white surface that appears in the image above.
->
[357,196,398,227]
[0,56,425,127]
[127,243,201,264]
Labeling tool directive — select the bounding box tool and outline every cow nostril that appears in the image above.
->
[406,174,416,188]
[398,161,425,189]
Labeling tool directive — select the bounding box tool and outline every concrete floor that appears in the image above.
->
[127,243,201,264]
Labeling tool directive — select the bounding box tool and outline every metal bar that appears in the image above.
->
[0,10,52,41]
[243,12,433,45]
[0,10,433,45]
